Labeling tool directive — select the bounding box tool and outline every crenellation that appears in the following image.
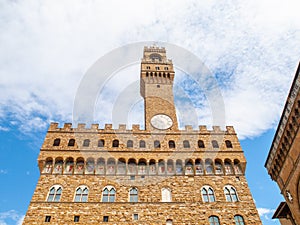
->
[49,122,59,130]
[212,126,222,133]
[225,126,235,134]
[77,123,86,129]
[63,123,73,130]
[184,125,193,131]
[91,124,99,130]
[118,124,127,131]
[132,124,140,132]
[199,125,208,133]
[104,124,113,130]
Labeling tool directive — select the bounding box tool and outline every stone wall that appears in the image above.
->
[24,175,261,224]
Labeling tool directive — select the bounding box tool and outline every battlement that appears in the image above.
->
[48,122,236,134]
[144,46,166,53]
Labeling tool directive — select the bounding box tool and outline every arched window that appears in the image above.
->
[138,159,147,175]
[225,140,233,148]
[75,158,84,174]
[158,160,165,174]
[102,186,116,202]
[139,140,146,148]
[98,139,105,147]
[212,140,219,148]
[224,186,238,202]
[198,140,205,148]
[209,216,220,225]
[234,160,242,174]
[166,219,173,225]
[117,158,126,175]
[112,139,119,147]
[107,158,116,175]
[205,159,213,174]
[195,159,204,175]
[47,185,62,202]
[215,159,223,175]
[43,158,53,173]
[154,140,161,148]
[83,139,90,147]
[96,158,105,174]
[224,160,233,175]
[168,140,175,148]
[68,139,75,146]
[85,158,95,174]
[127,140,133,148]
[128,158,137,175]
[201,186,215,202]
[161,188,172,202]
[176,159,183,174]
[149,159,156,174]
[74,186,88,202]
[167,159,174,174]
[64,157,74,174]
[183,140,190,148]
[53,138,60,146]
[129,187,138,202]
[185,159,193,175]
[54,158,63,174]
[234,215,245,225]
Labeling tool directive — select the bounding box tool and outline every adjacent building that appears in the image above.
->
[23,46,262,224]
[265,62,300,225]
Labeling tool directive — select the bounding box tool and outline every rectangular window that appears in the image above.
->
[103,216,109,222]
[133,214,139,220]
[130,175,135,180]
[45,216,51,222]
[74,216,80,222]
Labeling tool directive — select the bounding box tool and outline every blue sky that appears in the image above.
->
[1,0,300,224]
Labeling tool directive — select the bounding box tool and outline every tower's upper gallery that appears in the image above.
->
[142,46,172,65]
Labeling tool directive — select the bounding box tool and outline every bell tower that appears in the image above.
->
[140,46,178,131]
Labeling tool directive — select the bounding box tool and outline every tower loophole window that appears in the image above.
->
[68,139,75,147]
[225,140,233,148]
[112,140,119,147]
[45,216,51,222]
[139,140,146,148]
[53,138,60,146]
[183,140,190,148]
[98,139,105,147]
[169,140,175,148]
[83,139,90,147]
[212,140,219,148]
[154,140,161,148]
[198,140,205,148]
[127,140,133,148]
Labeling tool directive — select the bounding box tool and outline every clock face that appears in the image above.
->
[150,114,173,130]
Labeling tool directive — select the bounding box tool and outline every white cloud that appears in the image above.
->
[0,0,299,139]
[0,169,8,174]
[0,126,9,132]
[0,210,24,225]
[16,216,24,225]
[257,207,276,220]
